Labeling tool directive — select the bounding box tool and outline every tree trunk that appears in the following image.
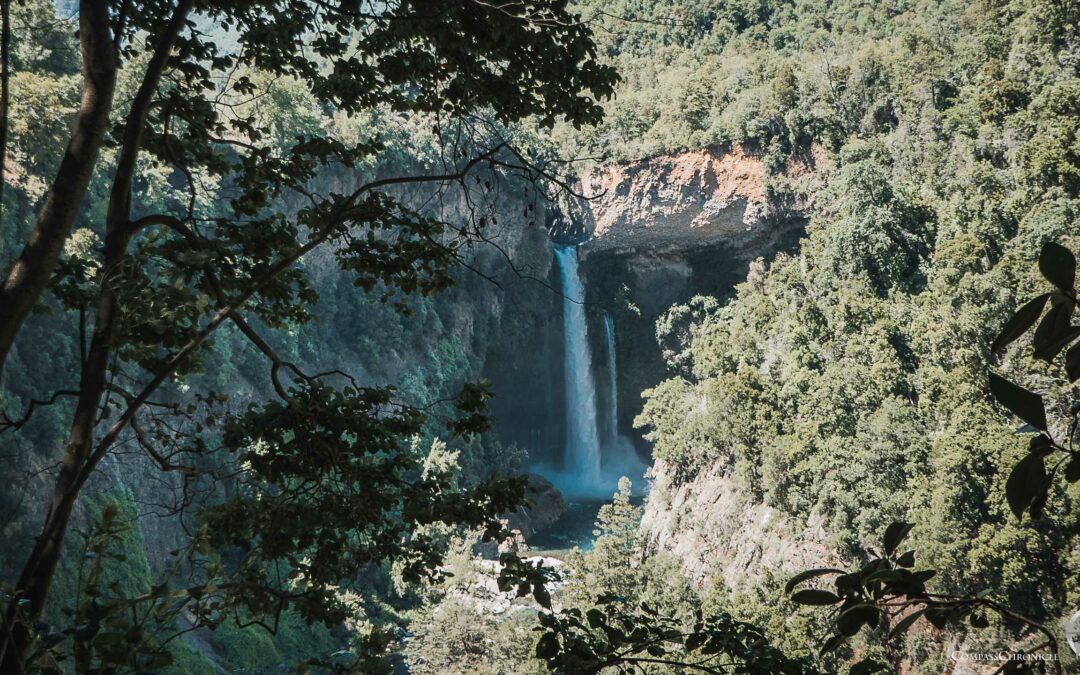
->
[0,1,193,668]
[0,0,116,375]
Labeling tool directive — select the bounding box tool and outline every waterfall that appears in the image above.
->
[553,245,602,485]
[602,312,619,442]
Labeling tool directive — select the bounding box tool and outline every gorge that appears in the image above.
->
[484,143,823,554]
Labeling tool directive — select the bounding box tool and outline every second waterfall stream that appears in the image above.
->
[602,311,619,443]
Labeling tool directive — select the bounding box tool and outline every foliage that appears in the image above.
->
[788,521,1062,674]
[406,596,546,675]
[619,2,1080,671]
[987,243,1080,521]
[13,493,171,673]
[775,243,1080,675]
[0,0,617,671]
[535,597,822,675]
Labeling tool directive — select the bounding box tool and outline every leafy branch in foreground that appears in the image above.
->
[784,242,1080,675]
[988,242,1080,521]
[787,522,1061,675]
[533,596,822,675]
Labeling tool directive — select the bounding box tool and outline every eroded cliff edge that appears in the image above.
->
[554,143,824,257]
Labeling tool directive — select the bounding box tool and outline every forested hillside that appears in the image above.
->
[594,0,1080,668]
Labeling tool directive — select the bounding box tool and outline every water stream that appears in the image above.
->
[553,245,603,488]
[529,244,649,553]
[602,312,618,443]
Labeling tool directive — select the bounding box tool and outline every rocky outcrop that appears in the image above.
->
[568,143,825,259]
[640,460,839,592]
[503,474,567,537]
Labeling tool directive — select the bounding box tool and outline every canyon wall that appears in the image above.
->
[639,460,840,591]
[578,143,820,257]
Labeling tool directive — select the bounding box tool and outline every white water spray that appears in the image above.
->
[602,312,619,442]
[553,245,602,486]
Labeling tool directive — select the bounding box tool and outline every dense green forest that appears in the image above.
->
[3,0,1080,672]
[606,0,1080,668]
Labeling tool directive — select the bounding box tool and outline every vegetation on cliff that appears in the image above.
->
[620,0,1080,669]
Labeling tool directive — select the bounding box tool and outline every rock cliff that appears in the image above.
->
[554,143,824,259]
[640,460,840,592]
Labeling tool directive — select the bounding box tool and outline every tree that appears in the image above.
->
[783,242,1080,675]
[0,1,616,670]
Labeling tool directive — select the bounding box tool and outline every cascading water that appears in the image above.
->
[553,245,602,487]
[528,244,649,551]
[602,312,619,442]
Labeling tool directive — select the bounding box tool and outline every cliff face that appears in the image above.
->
[640,460,839,592]
[568,143,823,258]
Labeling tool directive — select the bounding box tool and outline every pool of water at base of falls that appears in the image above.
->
[527,495,647,554]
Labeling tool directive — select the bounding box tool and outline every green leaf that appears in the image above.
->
[685,632,707,652]
[586,608,605,628]
[882,522,914,555]
[1039,242,1076,292]
[864,569,906,585]
[837,604,879,636]
[791,589,840,606]
[1066,456,1080,483]
[1005,451,1049,520]
[988,372,1047,431]
[533,585,552,610]
[924,607,950,629]
[835,572,863,593]
[819,633,846,656]
[784,568,845,594]
[1067,343,1080,382]
[1032,301,1077,362]
[535,632,559,659]
[888,608,926,639]
[1037,324,1080,363]
[992,293,1049,354]
[850,659,888,675]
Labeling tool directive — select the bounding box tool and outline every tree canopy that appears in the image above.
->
[0,1,615,671]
